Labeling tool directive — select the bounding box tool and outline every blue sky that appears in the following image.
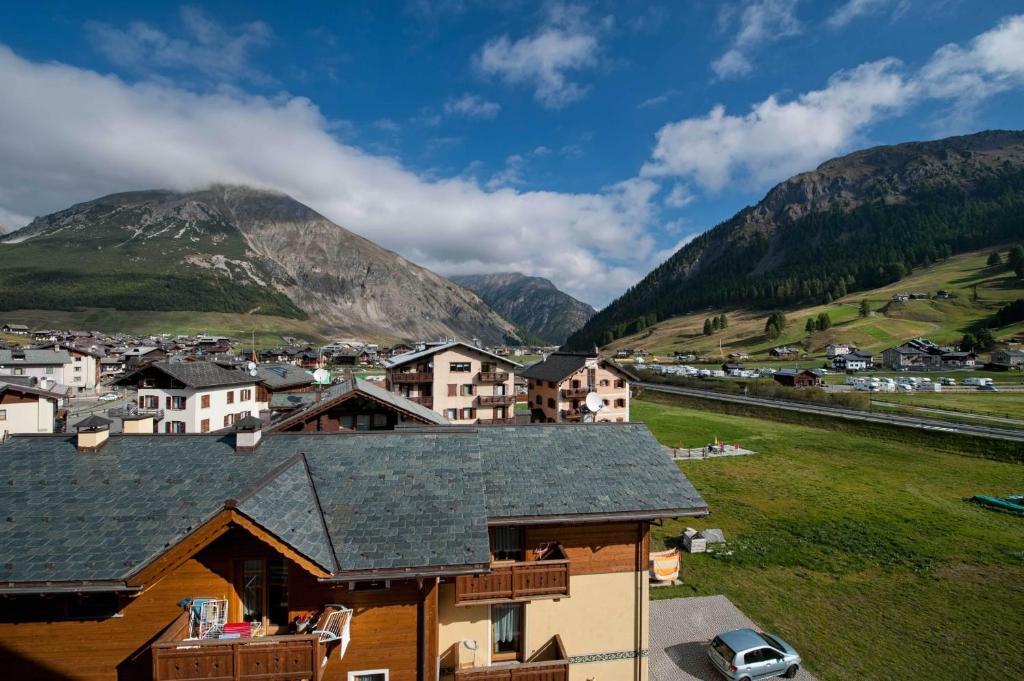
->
[1,1,1022,307]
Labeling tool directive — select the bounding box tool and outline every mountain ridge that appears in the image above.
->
[567,129,1024,349]
[0,186,520,344]
[450,272,596,345]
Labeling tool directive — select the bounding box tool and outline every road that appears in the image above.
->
[638,382,1024,443]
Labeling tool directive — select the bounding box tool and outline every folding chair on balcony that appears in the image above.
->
[186,598,228,640]
[311,604,352,668]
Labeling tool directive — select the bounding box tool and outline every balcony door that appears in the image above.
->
[238,557,289,633]
[491,603,524,662]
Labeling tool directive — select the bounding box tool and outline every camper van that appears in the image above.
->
[963,377,992,387]
[917,382,941,392]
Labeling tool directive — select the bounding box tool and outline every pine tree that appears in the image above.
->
[718,313,728,329]
[960,332,976,352]
[859,299,870,317]
[1008,245,1024,271]
[816,312,832,330]
[987,251,1003,266]
[712,316,720,331]
[703,318,713,335]
[975,327,995,351]
[805,318,816,334]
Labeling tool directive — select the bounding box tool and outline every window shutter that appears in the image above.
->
[165,396,171,409]
[448,384,457,397]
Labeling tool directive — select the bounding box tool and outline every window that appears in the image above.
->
[74,366,82,373]
[226,390,235,404]
[492,604,523,661]
[141,378,155,388]
[13,368,24,376]
[45,367,54,375]
[494,384,507,396]
[534,395,542,405]
[450,362,471,372]
[615,379,626,388]
[460,384,475,396]
[241,388,252,401]
[372,413,389,429]
[168,396,186,410]
[460,407,475,420]
[445,408,458,420]
[240,558,289,630]
[224,414,236,427]
[599,379,609,387]
[66,593,122,619]
[0,410,5,421]
[164,421,185,433]
[200,419,210,433]
[615,398,626,408]
[482,362,494,372]
[348,672,388,681]
[201,394,210,409]
[447,384,457,397]
[492,527,523,561]
[140,395,159,409]
[547,398,555,408]
[494,406,507,419]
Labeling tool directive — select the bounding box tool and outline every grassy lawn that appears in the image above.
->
[876,391,1024,421]
[636,398,1024,681]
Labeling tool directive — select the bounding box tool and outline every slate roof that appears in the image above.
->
[519,352,637,383]
[0,423,706,589]
[383,341,521,369]
[256,365,315,390]
[118,360,257,389]
[270,378,448,429]
[0,380,64,400]
[0,349,71,366]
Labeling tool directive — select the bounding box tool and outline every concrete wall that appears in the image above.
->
[0,393,55,437]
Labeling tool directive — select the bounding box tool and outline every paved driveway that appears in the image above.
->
[650,595,818,681]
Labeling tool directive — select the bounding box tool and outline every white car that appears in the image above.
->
[98,392,119,401]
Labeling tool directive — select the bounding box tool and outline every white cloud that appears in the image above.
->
[664,184,695,208]
[645,14,1024,191]
[372,118,401,132]
[919,14,1024,105]
[0,44,654,307]
[0,206,30,233]
[638,88,680,109]
[712,0,801,80]
[827,0,909,29]
[444,93,501,119]
[644,59,910,190]
[475,5,602,108]
[85,6,272,83]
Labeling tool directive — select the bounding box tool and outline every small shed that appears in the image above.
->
[772,368,824,388]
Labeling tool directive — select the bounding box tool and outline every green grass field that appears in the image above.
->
[636,398,1024,681]
[607,248,1024,360]
[875,391,1024,421]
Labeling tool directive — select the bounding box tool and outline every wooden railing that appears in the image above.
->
[409,395,433,408]
[478,395,515,406]
[455,551,569,605]
[151,612,323,681]
[477,418,515,425]
[478,372,509,383]
[560,386,590,398]
[452,635,569,681]
[391,371,433,383]
[559,409,581,422]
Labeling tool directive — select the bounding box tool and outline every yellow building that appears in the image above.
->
[521,351,635,423]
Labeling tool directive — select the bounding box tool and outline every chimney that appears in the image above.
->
[121,414,155,434]
[234,415,263,452]
[75,415,112,452]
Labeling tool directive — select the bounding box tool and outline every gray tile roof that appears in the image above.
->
[383,341,521,369]
[0,423,706,588]
[519,352,588,382]
[270,378,448,429]
[256,365,315,390]
[0,349,71,366]
[120,360,257,389]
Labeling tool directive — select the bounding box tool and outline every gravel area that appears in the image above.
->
[650,595,818,681]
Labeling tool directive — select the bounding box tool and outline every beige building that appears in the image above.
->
[116,361,259,433]
[67,346,103,395]
[521,351,634,423]
[384,341,519,425]
[0,348,71,389]
[0,380,61,438]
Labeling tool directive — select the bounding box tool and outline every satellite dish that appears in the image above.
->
[248,368,258,377]
[246,361,257,371]
[462,640,478,651]
[313,368,331,385]
[585,392,604,413]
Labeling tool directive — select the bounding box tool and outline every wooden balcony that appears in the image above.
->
[390,371,433,383]
[151,612,323,681]
[560,386,590,398]
[450,635,569,681]
[455,547,569,605]
[478,371,509,383]
[559,409,581,422]
[478,394,515,406]
[477,418,515,425]
[409,395,433,408]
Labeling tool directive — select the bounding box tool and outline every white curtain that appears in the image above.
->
[493,604,519,643]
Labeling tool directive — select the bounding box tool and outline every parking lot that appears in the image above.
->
[650,596,818,681]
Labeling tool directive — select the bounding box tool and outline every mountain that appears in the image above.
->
[0,186,519,344]
[450,272,596,345]
[567,130,1024,349]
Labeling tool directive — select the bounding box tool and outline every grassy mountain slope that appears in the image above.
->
[450,272,595,345]
[605,248,1024,358]
[0,186,519,343]
[568,130,1024,349]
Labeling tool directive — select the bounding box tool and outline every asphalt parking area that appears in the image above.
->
[650,595,818,681]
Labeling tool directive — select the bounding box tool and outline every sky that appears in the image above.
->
[0,1,1022,308]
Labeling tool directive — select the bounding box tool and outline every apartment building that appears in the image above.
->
[384,341,520,425]
[0,348,71,388]
[67,346,103,395]
[521,351,635,423]
[116,360,259,433]
[0,420,706,681]
[0,379,62,437]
